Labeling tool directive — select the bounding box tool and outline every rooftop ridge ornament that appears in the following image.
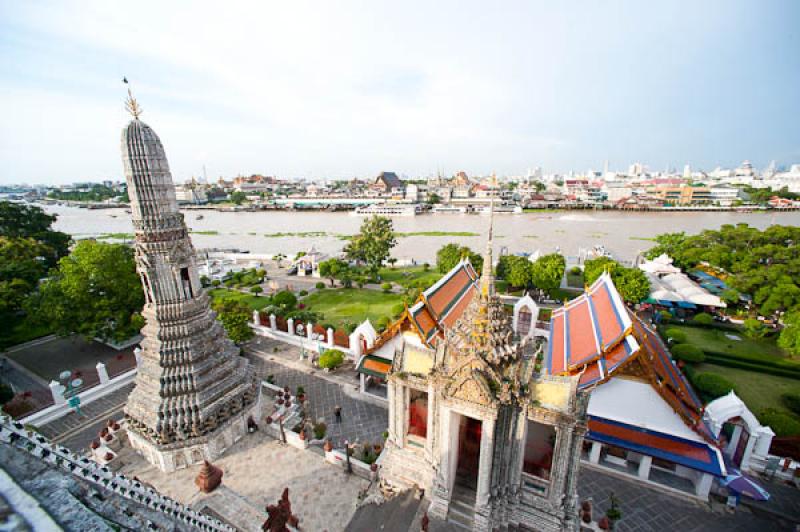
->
[480,198,495,296]
[123,77,142,119]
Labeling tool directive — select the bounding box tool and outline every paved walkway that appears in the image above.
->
[245,346,388,449]
[577,466,793,531]
[37,383,134,451]
[119,430,369,532]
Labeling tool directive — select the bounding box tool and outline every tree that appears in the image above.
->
[721,288,740,306]
[530,254,566,292]
[779,311,800,357]
[0,237,53,318]
[427,193,442,205]
[344,216,397,278]
[212,299,253,344]
[436,243,483,274]
[0,201,70,267]
[497,255,532,289]
[274,253,286,268]
[583,257,650,303]
[229,191,247,205]
[693,312,713,325]
[250,285,263,294]
[31,240,144,342]
[318,258,348,287]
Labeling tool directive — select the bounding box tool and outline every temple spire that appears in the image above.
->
[480,198,495,296]
[123,77,143,119]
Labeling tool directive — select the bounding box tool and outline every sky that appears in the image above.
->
[1,1,799,185]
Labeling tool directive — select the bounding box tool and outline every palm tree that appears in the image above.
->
[274,253,286,268]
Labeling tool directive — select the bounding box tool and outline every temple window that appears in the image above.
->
[180,267,193,298]
[407,389,428,444]
[523,420,556,484]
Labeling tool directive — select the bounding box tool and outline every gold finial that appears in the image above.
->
[123,77,143,119]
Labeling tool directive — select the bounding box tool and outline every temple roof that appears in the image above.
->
[544,272,714,444]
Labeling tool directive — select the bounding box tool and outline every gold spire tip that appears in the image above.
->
[123,77,143,119]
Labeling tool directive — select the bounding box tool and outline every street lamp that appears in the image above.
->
[59,370,83,416]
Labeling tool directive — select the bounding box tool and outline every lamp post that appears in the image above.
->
[58,370,83,416]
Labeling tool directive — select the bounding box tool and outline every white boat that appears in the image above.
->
[473,204,523,215]
[352,203,421,216]
[431,205,469,214]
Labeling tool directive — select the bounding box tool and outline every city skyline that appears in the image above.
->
[1,1,799,185]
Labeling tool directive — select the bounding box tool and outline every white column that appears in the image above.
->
[753,426,775,457]
[741,432,758,471]
[287,318,295,335]
[589,441,602,464]
[269,314,277,330]
[360,373,365,394]
[133,347,143,367]
[695,473,714,499]
[253,310,261,326]
[476,417,495,507]
[637,455,652,480]
[327,328,334,347]
[96,362,109,385]
[306,323,313,340]
[49,381,66,406]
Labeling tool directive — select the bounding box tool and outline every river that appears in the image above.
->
[43,205,800,263]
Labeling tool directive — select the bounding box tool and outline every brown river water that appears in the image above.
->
[44,205,800,263]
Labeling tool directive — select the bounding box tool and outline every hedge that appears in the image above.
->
[782,393,800,417]
[693,312,714,326]
[692,372,735,399]
[670,344,705,363]
[759,408,800,437]
[702,353,800,379]
[663,328,687,344]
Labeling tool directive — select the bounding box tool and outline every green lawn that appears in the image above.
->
[378,266,442,289]
[696,363,800,420]
[208,288,272,311]
[302,288,404,328]
[666,324,796,365]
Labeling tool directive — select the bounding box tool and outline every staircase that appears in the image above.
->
[379,445,434,493]
[447,485,476,530]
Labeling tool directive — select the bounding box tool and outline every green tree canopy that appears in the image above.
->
[496,255,533,289]
[778,310,800,357]
[344,216,397,278]
[30,240,144,341]
[0,201,70,267]
[436,243,483,274]
[583,257,650,303]
[229,191,247,205]
[318,258,349,287]
[530,253,566,291]
[211,299,253,344]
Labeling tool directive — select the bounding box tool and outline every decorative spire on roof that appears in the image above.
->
[123,77,142,119]
[480,198,495,297]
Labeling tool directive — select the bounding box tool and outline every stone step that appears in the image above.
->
[446,506,474,530]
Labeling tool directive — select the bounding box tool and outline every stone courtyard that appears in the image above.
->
[116,428,369,532]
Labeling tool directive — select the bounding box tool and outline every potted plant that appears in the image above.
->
[605,492,622,529]
[296,386,306,402]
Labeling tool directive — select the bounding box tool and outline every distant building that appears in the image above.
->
[371,171,404,194]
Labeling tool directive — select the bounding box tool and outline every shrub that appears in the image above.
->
[250,285,263,294]
[692,372,735,399]
[781,393,800,416]
[381,282,392,293]
[315,282,325,290]
[692,312,713,325]
[200,275,210,287]
[422,263,430,271]
[664,328,687,344]
[299,289,308,296]
[391,303,405,317]
[272,290,297,310]
[570,266,582,276]
[313,422,327,440]
[319,349,345,370]
[759,408,800,437]
[658,310,672,323]
[211,279,221,287]
[670,343,705,363]
[296,386,305,396]
[744,318,768,339]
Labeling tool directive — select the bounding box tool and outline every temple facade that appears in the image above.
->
[379,216,589,531]
[120,92,259,472]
